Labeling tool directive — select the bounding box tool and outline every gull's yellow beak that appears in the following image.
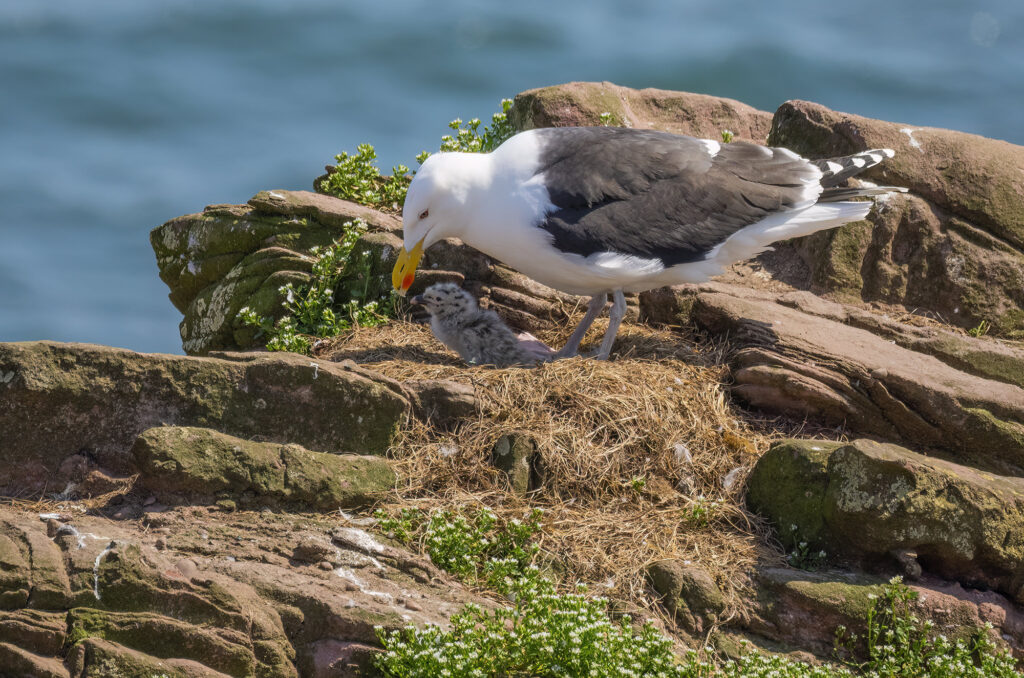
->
[391,239,424,297]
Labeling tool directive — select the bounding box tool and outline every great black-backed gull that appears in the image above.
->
[392,127,904,359]
[411,282,552,366]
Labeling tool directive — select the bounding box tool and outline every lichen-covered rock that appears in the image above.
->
[510,81,773,142]
[746,568,886,658]
[767,100,1024,337]
[133,426,396,510]
[670,283,1024,474]
[646,560,725,634]
[151,191,402,355]
[749,438,1024,601]
[0,341,409,494]
[67,638,232,678]
[745,439,842,554]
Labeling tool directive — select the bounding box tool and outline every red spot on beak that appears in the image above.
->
[402,274,414,290]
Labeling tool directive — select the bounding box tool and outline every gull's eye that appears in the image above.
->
[419,209,429,220]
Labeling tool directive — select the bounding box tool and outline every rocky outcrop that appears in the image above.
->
[509,81,773,142]
[645,282,1024,474]
[133,427,396,511]
[0,504,486,677]
[767,100,1024,338]
[403,379,478,428]
[749,439,1024,602]
[74,80,1024,668]
[0,342,409,494]
[151,191,402,356]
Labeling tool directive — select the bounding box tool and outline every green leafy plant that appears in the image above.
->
[374,506,542,592]
[835,577,1018,677]
[721,130,735,143]
[321,99,515,212]
[237,218,394,354]
[373,533,1020,678]
[375,575,688,678]
[968,319,991,338]
[787,525,827,570]
[686,496,719,528]
[320,144,412,212]
[438,99,515,154]
[374,507,424,545]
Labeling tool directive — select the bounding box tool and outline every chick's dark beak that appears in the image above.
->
[409,295,425,306]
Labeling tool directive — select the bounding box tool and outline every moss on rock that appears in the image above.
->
[0,342,408,493]
[749,438,1024,601]
[152,191,402,355]
[69,609,256,677]
[134,427,395,510]
[746,439,843,553]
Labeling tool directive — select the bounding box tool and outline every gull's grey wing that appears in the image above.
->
[531,127,821,266]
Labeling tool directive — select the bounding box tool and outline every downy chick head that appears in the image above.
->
[409,282,477,320]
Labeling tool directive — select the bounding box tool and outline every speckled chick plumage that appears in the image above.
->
[413,283,541,367]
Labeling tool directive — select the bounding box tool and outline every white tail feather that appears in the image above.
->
[648,201,873,287]
[718,201,872,261]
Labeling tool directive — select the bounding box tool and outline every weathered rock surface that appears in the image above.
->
[646,560,725,634]
[766,100,1024,338]
[403,379,478,428]
[0,341,409,494]
[749,439,1024,601]
[510,81,773,142]
[745,567,1024,659]
[133,427,396,510]
[650,282,1024,474]
[151,191,401,355]
[0,504,487,677]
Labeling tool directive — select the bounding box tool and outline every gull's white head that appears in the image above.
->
[392,152,489,295]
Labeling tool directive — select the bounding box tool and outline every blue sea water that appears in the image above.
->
[1,0,1021,354]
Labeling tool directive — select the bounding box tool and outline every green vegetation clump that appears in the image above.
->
[237,218,393,354]
[370,503,1020,678]
[320,144,411,212]
[438,99,515,154]
[375,575,687,678]
[373,506,687,677]
[836,578,1018,677]
[968,319,991,338]
[375,506,541,591]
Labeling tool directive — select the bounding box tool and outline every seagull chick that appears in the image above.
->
[392,126,907,359]
[411,283,551,367]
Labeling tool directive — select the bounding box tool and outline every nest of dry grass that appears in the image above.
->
[319,318,783,619]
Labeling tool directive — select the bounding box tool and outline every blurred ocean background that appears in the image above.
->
[1,0,1021,354]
